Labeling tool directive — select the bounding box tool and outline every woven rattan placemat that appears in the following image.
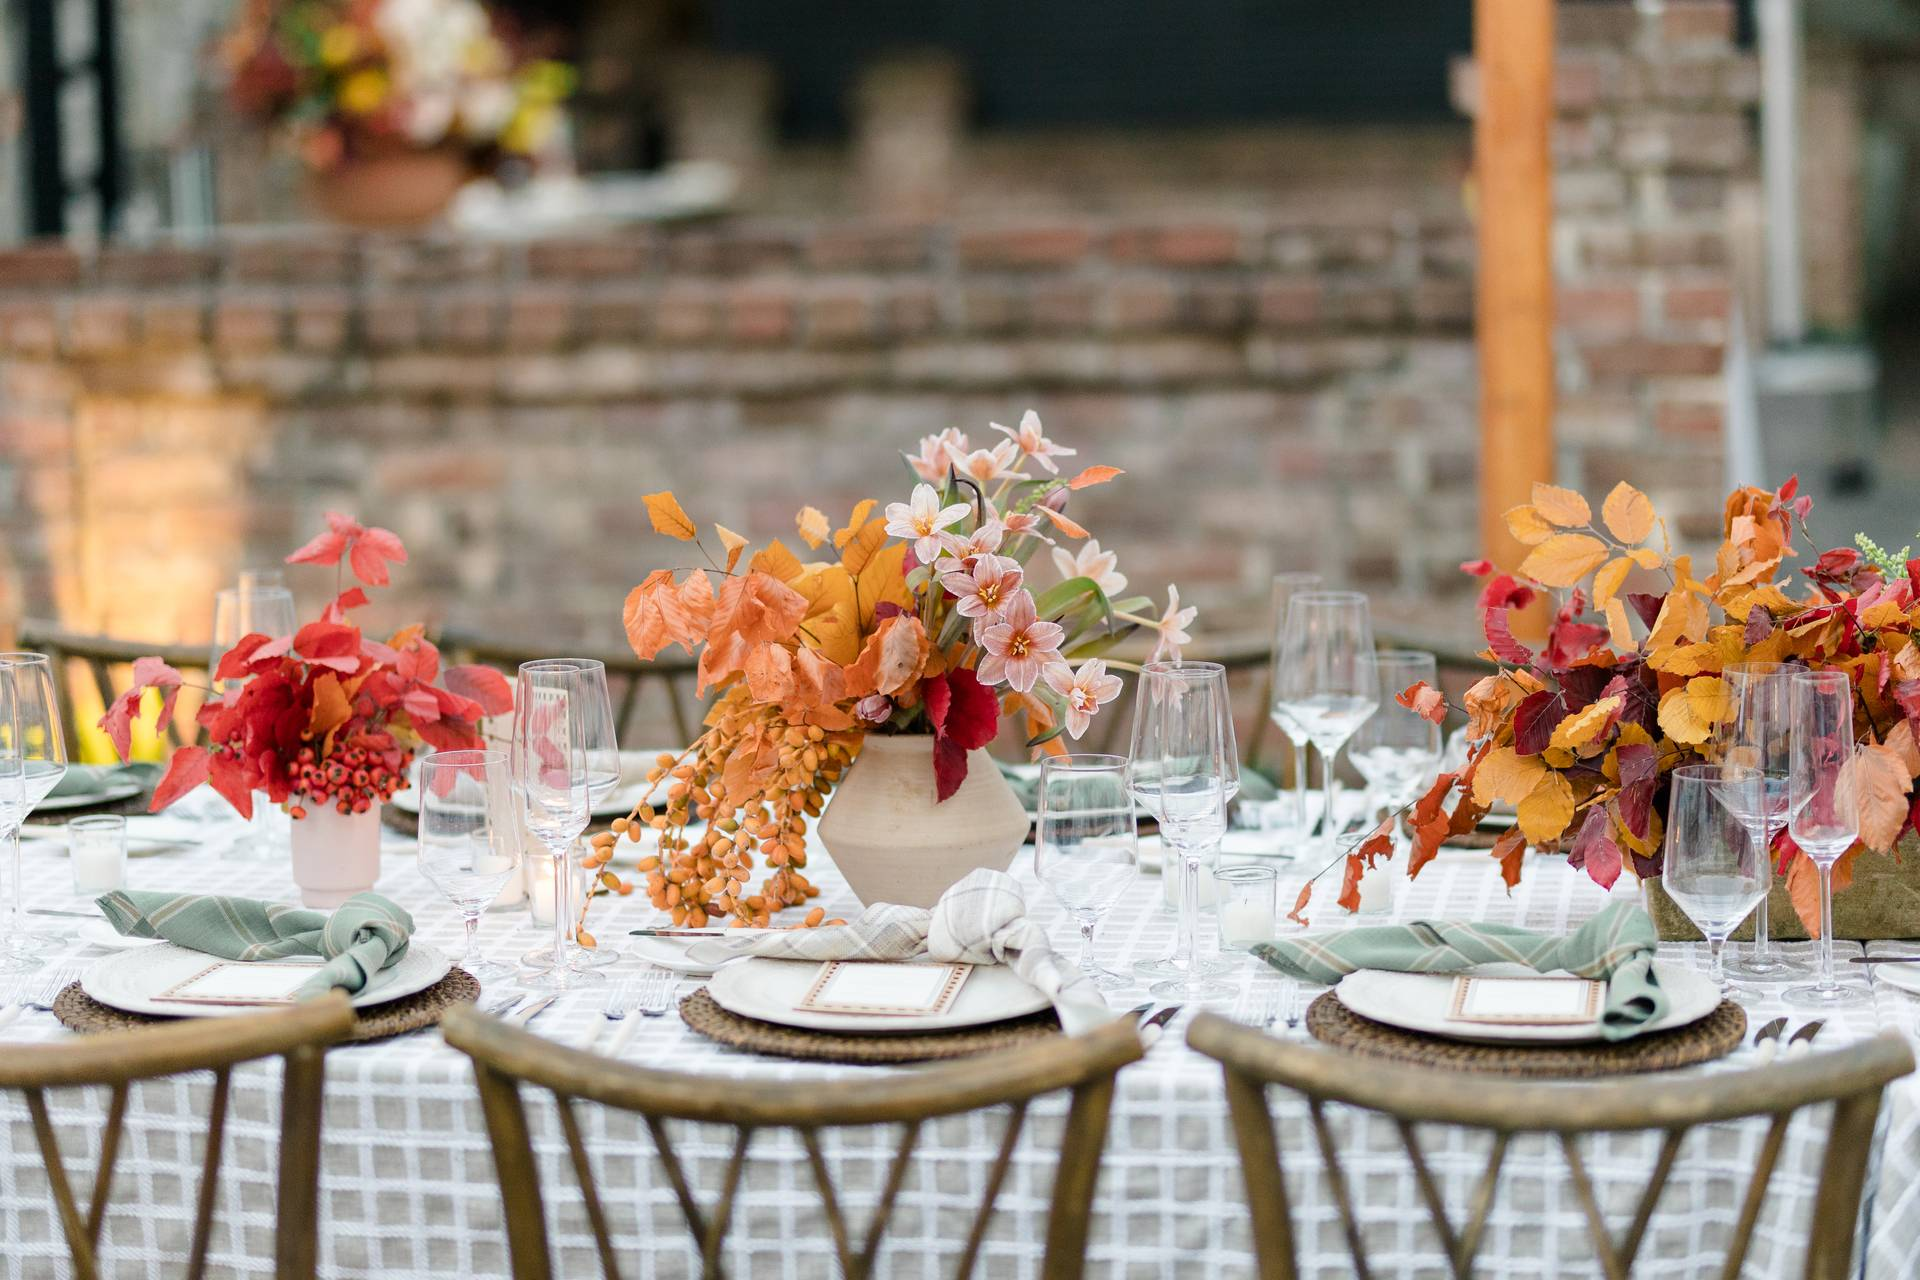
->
[1306,991,1746,1078]
[681,987,1062,1064]
[51,968,480,1043]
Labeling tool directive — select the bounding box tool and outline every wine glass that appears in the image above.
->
[1131,663,1237,1002]
[1272,592,1379,860]
[0,654,67,966]
[417,750,521,985]
[512,660,605,990]
[1129,660,1239,927]
[1349,650,1441,851]
[1265,571,1324,845]
[1714,663,1806,979]
[520,659,623,971]
[1034,754,1137,991]
[212,581,297,862]
[1785,669,1870,1007]
[1663,763,1766,996]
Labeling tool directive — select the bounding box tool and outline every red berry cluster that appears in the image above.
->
[286,744,412,820]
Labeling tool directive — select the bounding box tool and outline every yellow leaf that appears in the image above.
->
[854,541,912,628]
[1649,641,1718,676]
[1517,772,1575,843]
[1600,481,1654,545]
[1842,743,1913,851]
[1541,746,1577,769]
[1593,556,1632,607]
[796,506,830,549]
[1645,588,1708,657]
[1549,696,1622,753]
[839,517,890,577]
[833,499,876,550]
[749,539,805,583]
[1627,547,1665,570]
[1472,746,1549,808]
[1531,483,1591,528]
[1860,598,1907,630]
[1604,597,1637,651]
[307,672,353,749]
[642,491,697,542]
[1518,533,1610,589]
[1656,675,1732,745]
[1504,505,1557,547]
[715,524,749,574]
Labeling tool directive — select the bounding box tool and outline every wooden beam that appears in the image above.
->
[1475,0,1556,572]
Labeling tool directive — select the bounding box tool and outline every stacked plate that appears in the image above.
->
[704,959,1050,1034]
[1331,961,1722,1045]
[79,941,452,1018]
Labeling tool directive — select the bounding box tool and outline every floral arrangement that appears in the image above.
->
[591,411,1194,929]
[222,0,574,172]
[1312,476,1920,933]
[100,514,514,819]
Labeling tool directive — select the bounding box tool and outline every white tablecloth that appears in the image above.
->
[2,798,1918,1279]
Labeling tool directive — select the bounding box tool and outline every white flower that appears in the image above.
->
[907,429,968,484]
[1148,584,1197,663]
[1050,539,1127,596]
[884,484,972,565]
[976,591,1066,694]
[947,439,1023,487]
[993,410,1076,475]
[1044,659,1125,739]
[939,519,1005,566]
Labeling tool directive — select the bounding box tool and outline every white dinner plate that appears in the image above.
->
[627,936,735,976]
[78,919,165,952]
[1870,961,1920,1000]
[708,957,1051,1033]
[391,748,673,819]
[1333,960,1719,1045]
[36,781,147,812]
[82,939,452,1018]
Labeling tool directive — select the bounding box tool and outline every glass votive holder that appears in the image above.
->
[1215,864,1278,952]
[69,815,128,895]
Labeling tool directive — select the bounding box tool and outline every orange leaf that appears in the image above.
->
[1287,880,1313,927]
[750,539,805,583]
[714,572,808,645]
[1786,845,1863,936]
[1503,505,1556,547]
[1842,743,1912,851]
[306,672,353,751]
[1886,719,1920,777]
[796,506,830,549]
[743,644,795,704]
[1531,482,1592,528]
[715,524,749,574]
[643,491,697,541]
[1517,533,1610,589]
[839,518,890,576]
[1395,680,1446,725]
[1490,827,1527,890]
[833,500,876,550]
[1067,465,1125,490]
[844,614,930,698]
[792,646,846,710]
[1600,481,1654,544]
[1335,853,1365,914]
[1037,506,1090,539]
[623,570,715,660]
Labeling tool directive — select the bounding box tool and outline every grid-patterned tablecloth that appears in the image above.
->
[2,797,1918,1279]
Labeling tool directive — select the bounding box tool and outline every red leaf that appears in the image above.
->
[148,746,211,811]
[1460,559,1494,577]
[97,657,187,759]
[1626,592,1665,630]
[1567,804,1622,889]
[1066,465,1124,490]
[207,749,255,820]
[1408,770,1458,878]
[1743,604,1775,646]
[292,620,363,673]
[285,527,348,568]
[1543,619,1609,669]
[1354,821,1394,866]
[1491,827,1527,890]
[1395,680,1447,725]
[1335,853,1365,914]
[933,734,969,802]
[1287,881,1313,927]
[940,668,999,751]
[322,587,371,624]
[443,664,514,717]
[1512,690,1566,756]
[923,672,953,737]
[214,634,275,680]
[1482,607,1534,665]
[348,538,391,586]
[358,524,407,562]
[1615,742,1657,839]
[1478,574,1537,612]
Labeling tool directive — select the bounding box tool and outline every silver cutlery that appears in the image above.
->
[1785,1020,1826,1058]
[481,992,527,1019]
[585,979,635,1050]
[1850,955,1920,964]
[1123,1002,1152,1023]
[1139,1004,1183,1049]
[1275,980,1303,1034]
[627,927,781,938]
[11,965,82,1021]
[1750,1016,1788,1063]
[509,995,556,1027]
[28,909,100,920]
[605,969,675,1057]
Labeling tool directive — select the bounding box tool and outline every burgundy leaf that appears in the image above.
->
[1568,804,1622,889]
[1478,574,1536,612]
[932,734,969,802]
[922,671,952,737]
[1512,690,1567,756]
[1630,850,1660,879]
[1626,592,1665,631]
[1615,741,1657,839]
[1744,604,1776,646]
[1544,619,1609,670]
[1482,607,1534,665]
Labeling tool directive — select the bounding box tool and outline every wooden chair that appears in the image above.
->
[1187,1015,1914,1280]
[15,618,211,753]
[0,992,355,1279]
[435,627,704,747]
[441,1008,1144,1279]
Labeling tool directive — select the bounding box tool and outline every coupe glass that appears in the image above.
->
[0,654,67,966]
[1713,662,1806,979]
[1265,571,1324,845]
[417,750,520,985]
[512,659,605,990]
[1272,592,1379,860]
[212,582,297,861]
[1663,763,1766,996]
[520,659,623,970]
[1130,661,1235,979]
[1785,670,1869,1007]
[1034,754,1137,991]
[1349,650,1441,851]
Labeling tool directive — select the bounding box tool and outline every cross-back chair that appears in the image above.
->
[16,618,210,753]
[435,627,705,747]
[1187,1014,1913,1280]
[442,1007,1143,1279]
[0,992,355,1279]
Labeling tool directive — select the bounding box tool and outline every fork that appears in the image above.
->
[604,969,674,1058]
[583,979,636,1051]
[1275,980,1303,1035]
[481,992,527,1019]
[24,965,81,1016]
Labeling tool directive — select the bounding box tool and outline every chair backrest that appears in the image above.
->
[1187,1015,1913,1280]
[15,618,211,753]
[0,993,355,1280]
[434,627,705,747]
[442,1008,1143,1280]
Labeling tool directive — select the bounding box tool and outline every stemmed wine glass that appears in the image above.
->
[1349,650,1441,851]
[0,654,67,966]
[512,659,606,990]
[1714,662,1806,979]
[212,581,297,861]
[1265,571,1324,846]
[1272,592,1379,860]
[1033,754,1137,991]
[417,750,521,985]
[1130,662,1237,1002]
[520,659,623,971]
[1663,763,1766,996]
[1786,669,1870,1007]
[1130,660,1239,922]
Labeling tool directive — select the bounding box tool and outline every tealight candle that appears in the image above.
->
[526,851,564,928]
[69,815,127,895]
[1356,860,1394,914]
[1162,856,1220,911]
[1215,864,1277,951]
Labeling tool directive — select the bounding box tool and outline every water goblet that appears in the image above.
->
[418,750,521,985]
[1785,670,1870,1007]
[1033,754,1137,991]
[1272,593,1379,861]
[0,653,67,967]
[1663,763,1766,997]
[1265,571,1324,846]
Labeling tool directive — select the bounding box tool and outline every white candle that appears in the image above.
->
[71,844,124,894]
[527,854,560,927]
[1220,899,1274,948]
[1356,862,1394,914]
[1163,859,1219,910]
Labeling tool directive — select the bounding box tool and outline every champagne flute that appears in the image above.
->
[212,581,297,861]
[1714,662,1806,979]
[417,750,520,985]
[1663,763,1766,996]
[1266,571,1324,844]
[0,654,67,964]
[1272,592,1379,860]
[512,660,605,990]
[1785,670,1869,1007]
[1349,650,1441,851]
[520,659,623,970]
[1033,754,1136,991]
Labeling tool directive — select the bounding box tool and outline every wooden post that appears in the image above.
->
[1474,0,1556,572]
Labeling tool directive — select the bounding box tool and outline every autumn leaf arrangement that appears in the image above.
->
[1293,475,1920,934]
[599,411,1197,930]
[100,513,515,821]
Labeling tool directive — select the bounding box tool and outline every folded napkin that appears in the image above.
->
[684,868,1114,1034]
[1251,901,1667,1041]
[96,890,413,999]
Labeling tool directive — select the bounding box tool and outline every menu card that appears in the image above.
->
[1447,975,1604,1025]
[797,961,973,1017]
[155,962,321,1007]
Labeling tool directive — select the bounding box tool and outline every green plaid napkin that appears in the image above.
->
[95,890,413,999]
[1251,901,1667,1041]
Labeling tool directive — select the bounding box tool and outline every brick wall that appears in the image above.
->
[0,0,1757,654]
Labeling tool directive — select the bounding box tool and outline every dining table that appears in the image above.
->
[2,791,1919,1279]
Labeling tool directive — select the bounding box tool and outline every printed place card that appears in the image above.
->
[797,961,973,1017]
[155,962,322,1007]
[1447,975,1604,1026]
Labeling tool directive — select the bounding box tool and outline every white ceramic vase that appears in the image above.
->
[289,804,383,908]
[816,734,1030,909]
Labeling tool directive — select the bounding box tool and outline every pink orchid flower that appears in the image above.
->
[938,518,1006,566]
[1050,538,1127,596]
[976,589,1066,694]
[907,428,969,485]
[992,409,1077,475]
[1148,584,1198,663]
[947,438,1023,487]
[1043,659,1125,739]
[884,483,972,564]
[941,554,1025,620]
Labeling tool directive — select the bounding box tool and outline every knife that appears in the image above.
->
[510,995,557,1027]
[1750,1016,1787,1064]
[28,909,99,920]
[1784,1020,1825,1058]
[1123,1002,1152,1023]
[1850,955,1920,964]
[1139,1005,1183,1049]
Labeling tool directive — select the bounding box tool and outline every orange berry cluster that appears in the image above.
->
[284,743,411,820]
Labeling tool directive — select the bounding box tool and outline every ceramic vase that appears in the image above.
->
[289,803,383,908]
[304,143,468,229]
